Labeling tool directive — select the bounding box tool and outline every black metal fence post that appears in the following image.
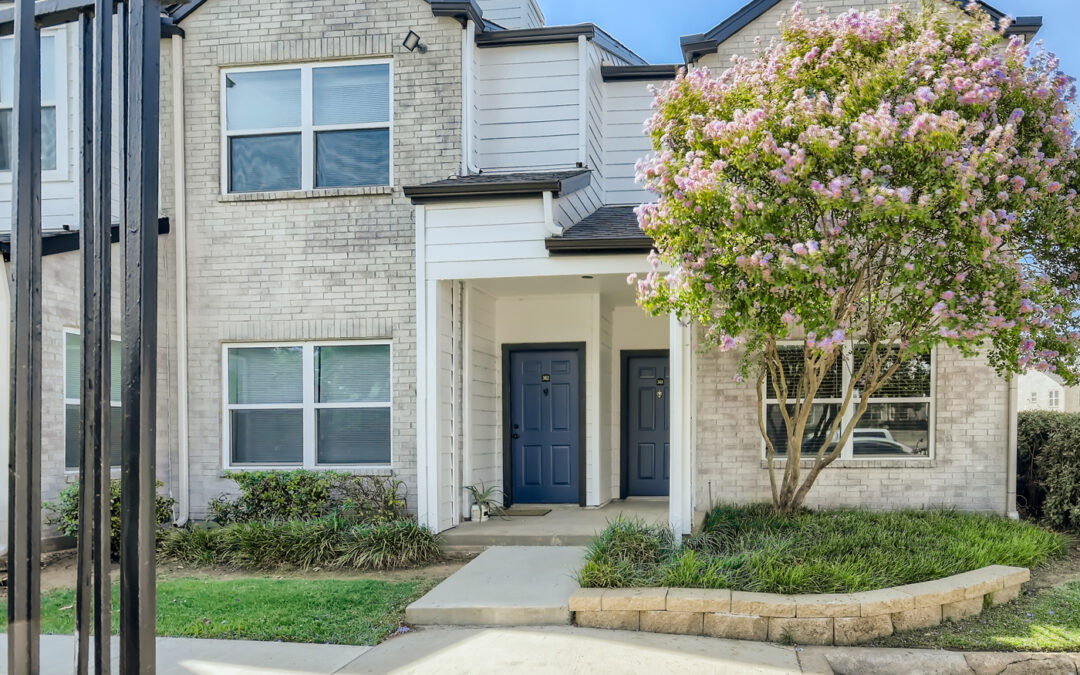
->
[7,0,43,671]
[120,0,159,671]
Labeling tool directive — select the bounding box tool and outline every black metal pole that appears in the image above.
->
[119,0,158,670]
[75,12,95,675]
[75,2,115,673]
[7,0,42,670]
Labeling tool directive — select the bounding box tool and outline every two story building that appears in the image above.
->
[0,0,1043,548]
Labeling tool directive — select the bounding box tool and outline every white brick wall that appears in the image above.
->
[161,0,464,517]
[693,346,1010,517]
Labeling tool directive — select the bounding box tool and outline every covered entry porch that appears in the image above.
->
[416,270,696,537]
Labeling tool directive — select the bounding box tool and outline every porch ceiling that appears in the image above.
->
[471,273,640,307]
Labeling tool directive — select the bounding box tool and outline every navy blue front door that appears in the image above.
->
[509,349,580,504]
[626,354,670,497]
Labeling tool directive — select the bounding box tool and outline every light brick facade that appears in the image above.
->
[694,345,1010,517]
[158,0,464,517]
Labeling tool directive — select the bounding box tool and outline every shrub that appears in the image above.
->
[208,471,408,525]
[158,518,442,571]
[578,506,1067,594]
[47,480,176,558]
[1018,411,1080,528]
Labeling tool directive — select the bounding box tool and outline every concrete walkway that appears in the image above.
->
[406,546,586,625]
[5,630,1078,674]
[0,635,370,674]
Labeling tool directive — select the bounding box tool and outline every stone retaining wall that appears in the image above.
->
[569,565,1029,645]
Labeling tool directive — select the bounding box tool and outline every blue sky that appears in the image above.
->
[540,0,1080,85]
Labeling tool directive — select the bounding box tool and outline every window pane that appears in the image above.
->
[65,404,121,469]
[853,402,930,457]
[41,105,55,171]
[1,36,57,103]
[65,332,80,398]
[765,346,842,400]
[317,408,391,464]
[765,403,840,456]
[317,345,390,403]
[225,69,301,131]
[229,133,301,193]
[315,128,390,188]
[0,107,55,173]
[854,348,931,398]
[0,109,9,172]
[313,63,390,126]
[230,409,303,464]
[39,36,54,101]
[228,347,303,405]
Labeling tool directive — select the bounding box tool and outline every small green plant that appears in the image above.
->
[47,480,175,559]
[158,518,442,571]
[208,471,408,525]
[465,482,503,521]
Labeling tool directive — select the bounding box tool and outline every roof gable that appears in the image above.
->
[681,0,1042,63]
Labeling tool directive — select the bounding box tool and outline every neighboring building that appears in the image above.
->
[1018,371,1070,413]
[0,0,1044,547]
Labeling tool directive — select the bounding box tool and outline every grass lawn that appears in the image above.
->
[579,505,1067,594]
[874,581,1080,651]
[1,576,436,646]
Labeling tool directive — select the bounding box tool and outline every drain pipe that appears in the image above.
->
[171,33,191,525]
[462,20,480,175]
[542,191,561,236]
[1006,375,1019,519]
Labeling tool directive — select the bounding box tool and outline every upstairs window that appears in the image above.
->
[222,60,392,193]
[0,32,63,174]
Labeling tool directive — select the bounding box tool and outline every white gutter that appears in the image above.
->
[462,20,480,175]
[542,191,561,236]
[1006,375,1019,519]
[171,33,191,525]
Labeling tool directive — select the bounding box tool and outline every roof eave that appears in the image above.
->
[476,24,647,66]
[428,0,484,29]
[545,237,653,255]
[403,171,592,203]
[0,217,171,262]
[601,64,680,82]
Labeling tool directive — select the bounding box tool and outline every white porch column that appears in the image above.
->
[415,205,438,529]
[669,315,694,537]
[0,262,9,555]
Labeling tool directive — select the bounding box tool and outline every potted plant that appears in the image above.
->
[465,483,502,523]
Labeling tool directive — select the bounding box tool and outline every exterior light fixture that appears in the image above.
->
[402,30,427,53]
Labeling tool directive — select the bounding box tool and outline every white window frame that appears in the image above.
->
[0,27,70,183]
[1049,389,1061,409]
[221,340,394,471]
[761,342,936,461]
[219,58,394,194]
[63,327,122,473]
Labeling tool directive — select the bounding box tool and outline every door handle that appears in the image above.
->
[511,433,520,439]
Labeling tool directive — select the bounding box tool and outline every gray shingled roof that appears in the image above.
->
[404,170,591,201]
[546,205,653,254]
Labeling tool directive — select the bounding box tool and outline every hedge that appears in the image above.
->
[1018,411,1080,528]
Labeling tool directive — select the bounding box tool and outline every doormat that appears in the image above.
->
[493,508,551,517]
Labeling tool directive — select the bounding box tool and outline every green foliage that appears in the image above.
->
[877,579,1080,651]
[208,470,408,525]
[578,506,1067,594]
[1018,411,1080,528]
[465,482,503,513]
[158,518,442,571]
[3,577,435,646]
[46,480,175,558]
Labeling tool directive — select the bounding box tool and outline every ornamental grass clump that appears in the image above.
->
[633,2,1080,513]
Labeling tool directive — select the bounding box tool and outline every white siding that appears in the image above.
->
[435,280,457,532]
[604,79,664,205]
[475,0,544,29]
[0,25,76,232]
[464,285,499,499]
[475,42,580,171]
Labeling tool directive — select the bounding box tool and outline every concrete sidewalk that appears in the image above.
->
[4,630,1078,674]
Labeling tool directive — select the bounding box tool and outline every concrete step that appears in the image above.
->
[406,546,587,627]
[441,532,597,548]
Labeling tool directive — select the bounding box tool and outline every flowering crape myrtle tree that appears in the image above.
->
[631,3,1080,513]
